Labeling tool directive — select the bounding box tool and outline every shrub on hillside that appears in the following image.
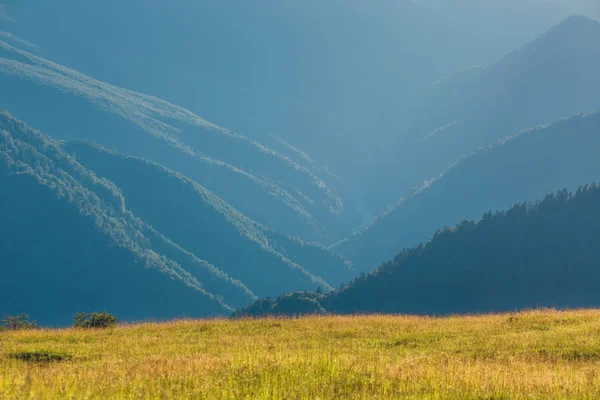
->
[74,311,118,329]
[0,314,38,331]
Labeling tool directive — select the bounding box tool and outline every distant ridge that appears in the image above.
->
[368,15,600,209]
[337,111,600,271]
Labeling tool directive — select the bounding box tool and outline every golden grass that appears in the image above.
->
[2,309,600,399]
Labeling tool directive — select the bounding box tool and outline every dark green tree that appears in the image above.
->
[73,311,118,329]
[1,314,38,331]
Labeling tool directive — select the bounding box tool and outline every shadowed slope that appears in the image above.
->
[0,112,246,325]
[369,15,600,210]
[242,185,600,316]
[337,112,600,270]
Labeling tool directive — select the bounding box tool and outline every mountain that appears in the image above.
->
[367,15,600,211]
[239,184,600,316]
[0,36,348,243]
[2,5,598,237]
[3,0,596,200]
[336,111,600,271]
[62,140,354,294]
[0,112,240,325]
[0,112,353,325]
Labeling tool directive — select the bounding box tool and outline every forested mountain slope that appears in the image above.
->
[0,112,241,325]
[0,36,346,242]
[337,112,600,271]
[62,141,354,292]
[0,112,354,325]
[369,15,600,210]
[240,184,600,316]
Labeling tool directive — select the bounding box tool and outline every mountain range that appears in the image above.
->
[1,7,600,323]
[0,112,353,325]
[337,111,600,271]
[366,15,600,212]
[0,36,351,243]
[336,15,600,270]
[3,1,597,196]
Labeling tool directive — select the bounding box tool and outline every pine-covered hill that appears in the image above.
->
[0,36,346,243]
[0,111,251,325]
[337,111,600,272]
[62,140,354,295]
[238,184,600,317]
[367,15,600,211]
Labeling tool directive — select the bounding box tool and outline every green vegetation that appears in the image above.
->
[9,350,72,363]
[73,311,118,329]
[0,314,37,331]
[3,310,600,399]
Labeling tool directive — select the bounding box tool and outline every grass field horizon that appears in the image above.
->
[2,309,600,399]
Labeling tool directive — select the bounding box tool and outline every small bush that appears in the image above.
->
[73,311,118,329]
[10,350,72,363]
[1,314,38,331]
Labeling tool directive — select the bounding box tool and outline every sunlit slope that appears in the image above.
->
[0,37,343,241]
[3,310,600,399]
[63,141,353,295]
[340,111,600,271]
[0,112,248,324]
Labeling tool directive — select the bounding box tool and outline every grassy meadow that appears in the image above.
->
[2,309,600,399]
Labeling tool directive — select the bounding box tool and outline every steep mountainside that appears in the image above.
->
[337,111,600,271]
[0,37,346,242]
[368,15,600,210]
[240,185,600,316]
[0,112,241,325]
[0,112,354,325]
[62,140,354,292]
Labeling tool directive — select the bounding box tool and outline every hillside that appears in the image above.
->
[338,111,600,271]
[62,140,354,294]
[368,15,600,210]
[244,184,600,316]
[0,112,241,325]
[0,36,346,242]
[0,112,357,325]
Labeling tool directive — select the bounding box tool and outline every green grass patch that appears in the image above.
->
[9,350,73,363]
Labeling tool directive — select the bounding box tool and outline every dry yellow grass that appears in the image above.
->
[2,309,600,399]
